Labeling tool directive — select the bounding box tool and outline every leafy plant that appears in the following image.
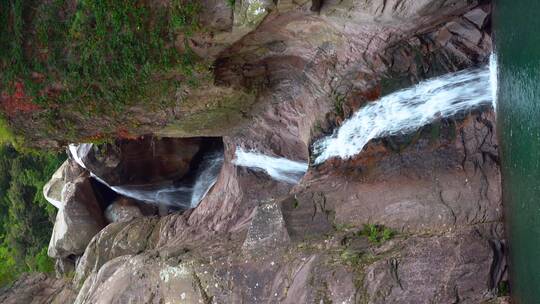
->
[0,246,17,287]
[359,224,395,244]
[32,247,55,273]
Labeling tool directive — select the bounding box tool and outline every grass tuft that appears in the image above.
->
[359,224,395,244]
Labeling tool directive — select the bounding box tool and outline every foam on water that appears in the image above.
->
[233,147,308,184]
[313,62,495,164]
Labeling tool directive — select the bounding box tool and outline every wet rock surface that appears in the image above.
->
[42,160,86,209]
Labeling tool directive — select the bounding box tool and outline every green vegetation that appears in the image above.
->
[339,248,363,266]
[292,197,299,209]
[1,0,200,103]
[498,281,510,297]
[335,224,396,268]
[158,87,256,137]
[359,224,394,244]
[0,144,65,287]
[338,248,383,269]
[0,116,15,145]
[0,0,202,141]
[333,93,346,118]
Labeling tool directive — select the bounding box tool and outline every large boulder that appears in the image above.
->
[104,197,143,223]
[43,160,85,209]
[70,224,505,304]
[242,200,290,253]
[73,217,158,287]
[48,175,106,259]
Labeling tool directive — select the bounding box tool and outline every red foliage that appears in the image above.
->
[41,82,64,100]
[1,82,40,117]
[82,132,105,142]
[116,127,139,140]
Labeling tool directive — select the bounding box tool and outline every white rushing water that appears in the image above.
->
[233,147,308,184]
[190,151,224,207]
[312,63,495,164]
[109,183,193,207]
[68,144,92,169]
[67,143,223,209]
[490,53,498,111]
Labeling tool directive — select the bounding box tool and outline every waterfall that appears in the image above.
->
[313,62,495,164]
[67,143,223,209]
[95,176,193,208]
[190,151,224,208]
[68,144,92,169]
[233,147,308,184]
[490,53,498,111]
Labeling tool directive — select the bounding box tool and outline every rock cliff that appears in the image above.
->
[1,0,510,303]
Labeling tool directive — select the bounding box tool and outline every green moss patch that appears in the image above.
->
[158,86,256,137]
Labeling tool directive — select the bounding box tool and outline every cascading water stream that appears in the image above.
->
[490,53,498,111]
[228,60,497,184]
[233,147,308,184]
[69,144,92,169]
[189,151,224,207]
[68,143,223,209]
[67,62,498,202]
[313,62,496,164]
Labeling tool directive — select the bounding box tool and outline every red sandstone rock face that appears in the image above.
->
[288,110,500,235]
[185,0,494,241]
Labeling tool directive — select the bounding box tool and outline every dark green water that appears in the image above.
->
[495,1,540,302]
